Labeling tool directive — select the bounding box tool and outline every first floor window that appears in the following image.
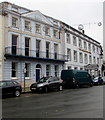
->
[93,56,96,64]
[74,50,77,62]
[84,54,88,64]
[97,58,99,64]
[89,55,92,64]
[67,48,71,61]
[79,52,83,63]
[12,62,17,77]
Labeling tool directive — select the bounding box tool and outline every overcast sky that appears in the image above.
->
[0,0,104,45]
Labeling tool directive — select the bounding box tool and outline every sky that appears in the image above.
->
[0,0,104,45]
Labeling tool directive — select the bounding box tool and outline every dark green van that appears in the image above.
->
[61,69,93,88]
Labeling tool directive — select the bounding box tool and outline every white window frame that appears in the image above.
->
[35,23,41,33]
[79,52,83,63]
[67,33,70,44]
[11,62,18,79]
[12,17,18,28]
[45,26,50,36]
[25,20,31,31]
[73,36,77,46]
[84,54,88,64]
[74,50,77,62]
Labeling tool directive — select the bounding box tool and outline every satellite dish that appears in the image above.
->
[78,24,84,30]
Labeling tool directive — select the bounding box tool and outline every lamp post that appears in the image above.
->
[99,52,103,76]
[23,67,26,92]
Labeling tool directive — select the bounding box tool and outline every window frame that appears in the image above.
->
[11,62,17,78]
[12,16,18,28]
[35,23,41,33]
[25,20,31,31]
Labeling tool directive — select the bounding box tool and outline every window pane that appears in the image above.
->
[12,62,17,77]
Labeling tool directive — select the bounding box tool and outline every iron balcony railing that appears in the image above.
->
[5,47,68,62]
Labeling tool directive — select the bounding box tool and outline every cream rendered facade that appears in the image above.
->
[0,2,67,88]
[0,2,103,88]
[0,14,3,80]
[63,24,102,77]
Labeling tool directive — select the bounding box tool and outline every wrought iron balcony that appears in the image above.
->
[5,47,68,62]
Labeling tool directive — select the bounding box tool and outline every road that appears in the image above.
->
[2,85,103,119]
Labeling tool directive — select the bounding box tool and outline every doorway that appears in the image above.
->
[36,64,41,82]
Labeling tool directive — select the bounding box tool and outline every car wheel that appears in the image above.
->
[76,83,80,88]
[59,85,63,91]
[44,86,48,93]
[14,90,21,97]
[90,82,93,87]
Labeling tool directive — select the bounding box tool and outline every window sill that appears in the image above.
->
[11,77,18,80]
[25,77,30,80]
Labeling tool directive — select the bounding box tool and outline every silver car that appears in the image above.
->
[30,76,63,93]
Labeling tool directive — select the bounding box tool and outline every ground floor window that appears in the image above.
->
[74,67,78,70]
[55,65,59,77]
[12,62,17,78]
[46,65,50,77]
[80,68,83,70]
[25,63,30,77]
[68,66,71,70]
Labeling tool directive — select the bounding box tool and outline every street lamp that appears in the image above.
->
[23,67,26,92]
[99,52,103,76]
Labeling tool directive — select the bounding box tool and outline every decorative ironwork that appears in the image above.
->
[5,47,68,62]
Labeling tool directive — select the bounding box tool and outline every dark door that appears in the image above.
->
[36,69,40,82]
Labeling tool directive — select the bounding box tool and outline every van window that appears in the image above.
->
[75,72,87,77]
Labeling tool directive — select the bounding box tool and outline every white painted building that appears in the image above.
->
[0,2,103,88]
[0,2,67,87]
[62,23,102,77]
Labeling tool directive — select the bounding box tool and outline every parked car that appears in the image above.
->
[92,77,104,85]
[0,81,22,97]
[30,76,63,93]
[102,76,105,84]
[61,69,93,88]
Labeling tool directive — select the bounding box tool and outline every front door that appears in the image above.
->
[36,69,40,82]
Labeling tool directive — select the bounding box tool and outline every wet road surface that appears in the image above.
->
[2,85,103,118]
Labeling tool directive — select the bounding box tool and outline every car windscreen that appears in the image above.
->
[93,78,98,81]
[0,82,7,87]
[38,77,49,83]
